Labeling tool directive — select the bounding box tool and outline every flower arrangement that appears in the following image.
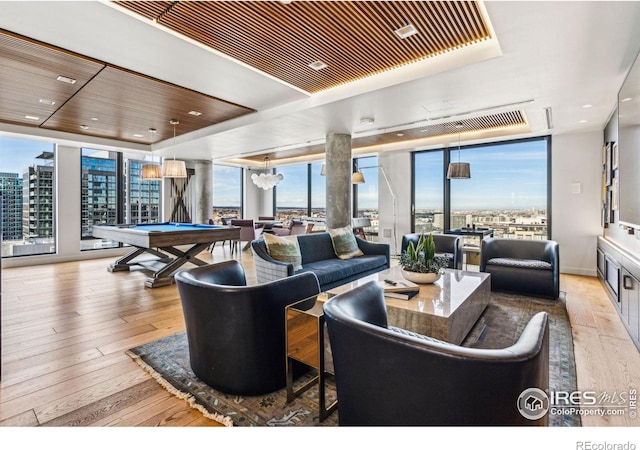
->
[399,233,449,274]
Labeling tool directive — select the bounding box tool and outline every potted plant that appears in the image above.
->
[399,233,449,283]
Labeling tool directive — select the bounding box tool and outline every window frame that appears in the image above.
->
[411,136,552,239]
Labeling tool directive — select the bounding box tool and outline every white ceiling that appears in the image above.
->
[1,1,640,167]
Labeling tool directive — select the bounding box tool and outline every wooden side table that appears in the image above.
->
[285,293,337,421]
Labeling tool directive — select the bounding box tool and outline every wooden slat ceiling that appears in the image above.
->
[115,0,492,93]
[241,110,529,163]
[0,29,255,144]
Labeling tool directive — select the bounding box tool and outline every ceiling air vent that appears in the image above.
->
[394,24,418,39]
[308,60,328,71]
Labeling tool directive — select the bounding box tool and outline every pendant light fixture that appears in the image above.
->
[447,122,471,179]
[251,156,284,190]
[162,119,187,178]
[141,128,162,180]
[352,160,365,184]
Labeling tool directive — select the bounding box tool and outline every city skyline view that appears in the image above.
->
[3,135,549,258]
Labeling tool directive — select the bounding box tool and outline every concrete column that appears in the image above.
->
[325,133,352,229]
[194,160,212,224]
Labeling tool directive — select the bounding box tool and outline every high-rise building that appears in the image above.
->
[81,152,118,238]
[0,172,23,240]
[22,152,54,240]
[126,159,160,224]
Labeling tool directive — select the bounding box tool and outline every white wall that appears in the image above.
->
[551,131,603,276]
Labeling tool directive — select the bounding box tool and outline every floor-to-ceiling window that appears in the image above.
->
[80,148,119,250]
[354,156,379,236]
[275,164,309,221]
[126,159,161,225]
[0,136,56,257]
[413,137,550,239]
[310,162,326,219]
[212,164,243,222]
[450,138,549,239]
[81,150,165,250]
[414,150,445,233]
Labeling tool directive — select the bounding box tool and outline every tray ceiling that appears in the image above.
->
[115,0,492,93]
[0,29,255,145]
[239,110,529,163]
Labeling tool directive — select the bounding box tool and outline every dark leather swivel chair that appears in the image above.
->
[323,281,549,426]
[480,238,560,299]
[175,260,320,395]
[400,233,463,270]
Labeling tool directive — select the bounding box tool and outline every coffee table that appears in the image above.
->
[327,266,490,345]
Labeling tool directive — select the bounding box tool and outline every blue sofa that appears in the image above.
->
[251,232,390,291]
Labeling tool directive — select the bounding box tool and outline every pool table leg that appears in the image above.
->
[108,247,172,272]
[144,243,211,288]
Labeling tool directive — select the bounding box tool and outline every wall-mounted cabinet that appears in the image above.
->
[597,236,640,350]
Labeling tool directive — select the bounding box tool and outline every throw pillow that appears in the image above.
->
[263,233,303,271]
[328,225,364,260]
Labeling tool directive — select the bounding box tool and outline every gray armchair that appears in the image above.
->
[480,238,560,299]
[400,233,463,270]
[323,281,549,426]
[175,260,320,395]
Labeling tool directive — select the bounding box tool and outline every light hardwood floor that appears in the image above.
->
[0,247,639,427]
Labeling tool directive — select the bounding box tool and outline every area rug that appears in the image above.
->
[126,291,579,427]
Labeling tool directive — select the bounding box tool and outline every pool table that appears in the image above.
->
[92,222,240,288]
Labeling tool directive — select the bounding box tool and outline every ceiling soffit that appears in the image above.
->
[115,1,492,93]
[0,29,255,144]
[238,110,529,164]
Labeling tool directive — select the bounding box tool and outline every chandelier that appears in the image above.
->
[251,157,284,190]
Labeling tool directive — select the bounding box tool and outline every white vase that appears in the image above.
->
[401,269,441,284]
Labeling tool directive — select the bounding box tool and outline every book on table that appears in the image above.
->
[383,289,420,300]
[377,278,420,300]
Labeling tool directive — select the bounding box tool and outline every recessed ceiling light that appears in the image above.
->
[394,24,418,39]
[579,119,588,123]
[308,60,328,71]
[90,117,99,121]
[56,75,77,84]
[582,104,593,108]
[188,110,202,116]
[396,133,405,137]
[149,128,157,133]
[622,97,633,102]
[80,125,89,130]
[360,117,375,126]
[133,134,144,138]
[39,98,56,106]
[25,115,40,120]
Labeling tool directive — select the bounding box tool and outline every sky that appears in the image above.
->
[415,138,548,211]
[271,159,381,210]
[272,138,548,212]
[2,136,547,212]
[0,136,54,175]
[212,165,242,206]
